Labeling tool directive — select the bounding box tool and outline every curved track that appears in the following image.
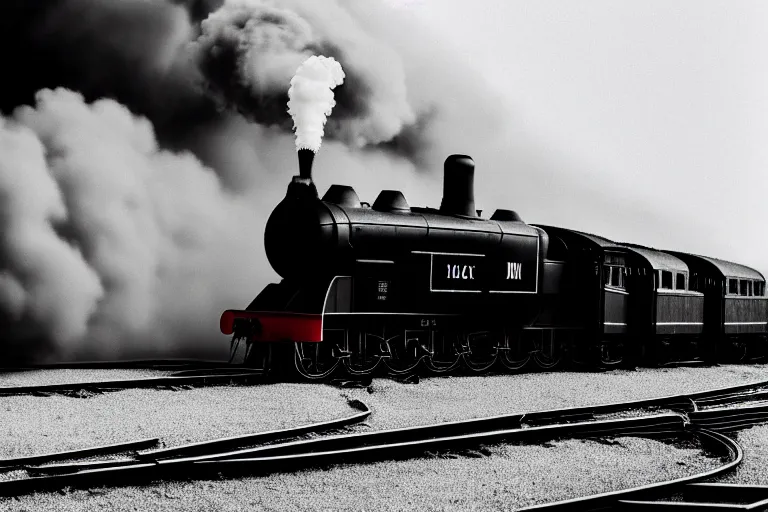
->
[515,395,768,510]
[516,428,744,511]
[3,379,768,498]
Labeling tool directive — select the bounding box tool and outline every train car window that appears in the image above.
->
[739,279,750,296]
[689,273,699,292]
[757,282,765,297]
[661,270,673,289]
[654,271,660,289]
[728,279,738,295]
[603,265,626,289]
[675,273,685,290]
[611,267,624,288]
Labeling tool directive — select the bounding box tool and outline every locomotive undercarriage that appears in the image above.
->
[229,315,572,380]
[229,324,768,380]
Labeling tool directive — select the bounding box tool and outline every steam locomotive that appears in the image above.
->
[220,150,768,379]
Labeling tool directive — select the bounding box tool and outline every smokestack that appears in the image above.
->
[298,148,315,180]
[440,154,476,217]
[285,148,318,200]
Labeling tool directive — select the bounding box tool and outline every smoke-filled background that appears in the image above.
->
[0,0,764,362]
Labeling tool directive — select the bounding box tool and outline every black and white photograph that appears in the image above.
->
[0,0,767,510]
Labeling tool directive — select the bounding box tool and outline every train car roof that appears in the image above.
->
[666,251,765,281]
[620,244,690,274]
[533,225,624,250]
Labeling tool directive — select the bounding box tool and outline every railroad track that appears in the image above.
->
[0,366,264,397]
[516,401,768,510]
[0,359,233,372]
[2,379,768,500]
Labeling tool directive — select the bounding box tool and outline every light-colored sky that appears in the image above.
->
[386,0,768,273]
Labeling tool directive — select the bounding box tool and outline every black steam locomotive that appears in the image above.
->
[220,150,768,379]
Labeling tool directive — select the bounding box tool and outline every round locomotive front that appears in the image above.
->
[264,197,347,280]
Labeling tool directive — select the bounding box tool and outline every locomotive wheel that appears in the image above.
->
[533,330,565,370]
[462,331,500,373]
[294,341,340,380]
[383,330,428,375]
[342,330,386,376]
[498,330,532,371]
[422,330,463,374]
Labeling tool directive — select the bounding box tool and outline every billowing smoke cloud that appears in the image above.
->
[0,0,442,363]
[0,88,270,362]
[287,56,345,152]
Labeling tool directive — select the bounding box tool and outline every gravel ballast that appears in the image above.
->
[0,363,765,510]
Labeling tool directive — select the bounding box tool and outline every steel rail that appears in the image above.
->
[0,372,264,396]
[687,403,768,433]
[160,414,685,464]
[514,428,744,511]
[186,417,687,475]
[0,359,233,371]
[0,438,159,471]
[620,482,768,510]
[28,400,372,475]
[25,407,681,474]
[167,368,262,377]
[0,413,686,496]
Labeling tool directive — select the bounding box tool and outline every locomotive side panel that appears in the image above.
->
[489,233,540,294]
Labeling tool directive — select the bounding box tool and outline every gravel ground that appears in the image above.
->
[0,384,353,463]
[0,363,765,511]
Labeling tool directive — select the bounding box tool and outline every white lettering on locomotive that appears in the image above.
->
[446,264,476,280]
[506,262,522,280]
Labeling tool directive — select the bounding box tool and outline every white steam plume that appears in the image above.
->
[287,55,345,152]
[189,0,416,150]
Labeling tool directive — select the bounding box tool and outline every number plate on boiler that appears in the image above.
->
[430,254,484,293]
